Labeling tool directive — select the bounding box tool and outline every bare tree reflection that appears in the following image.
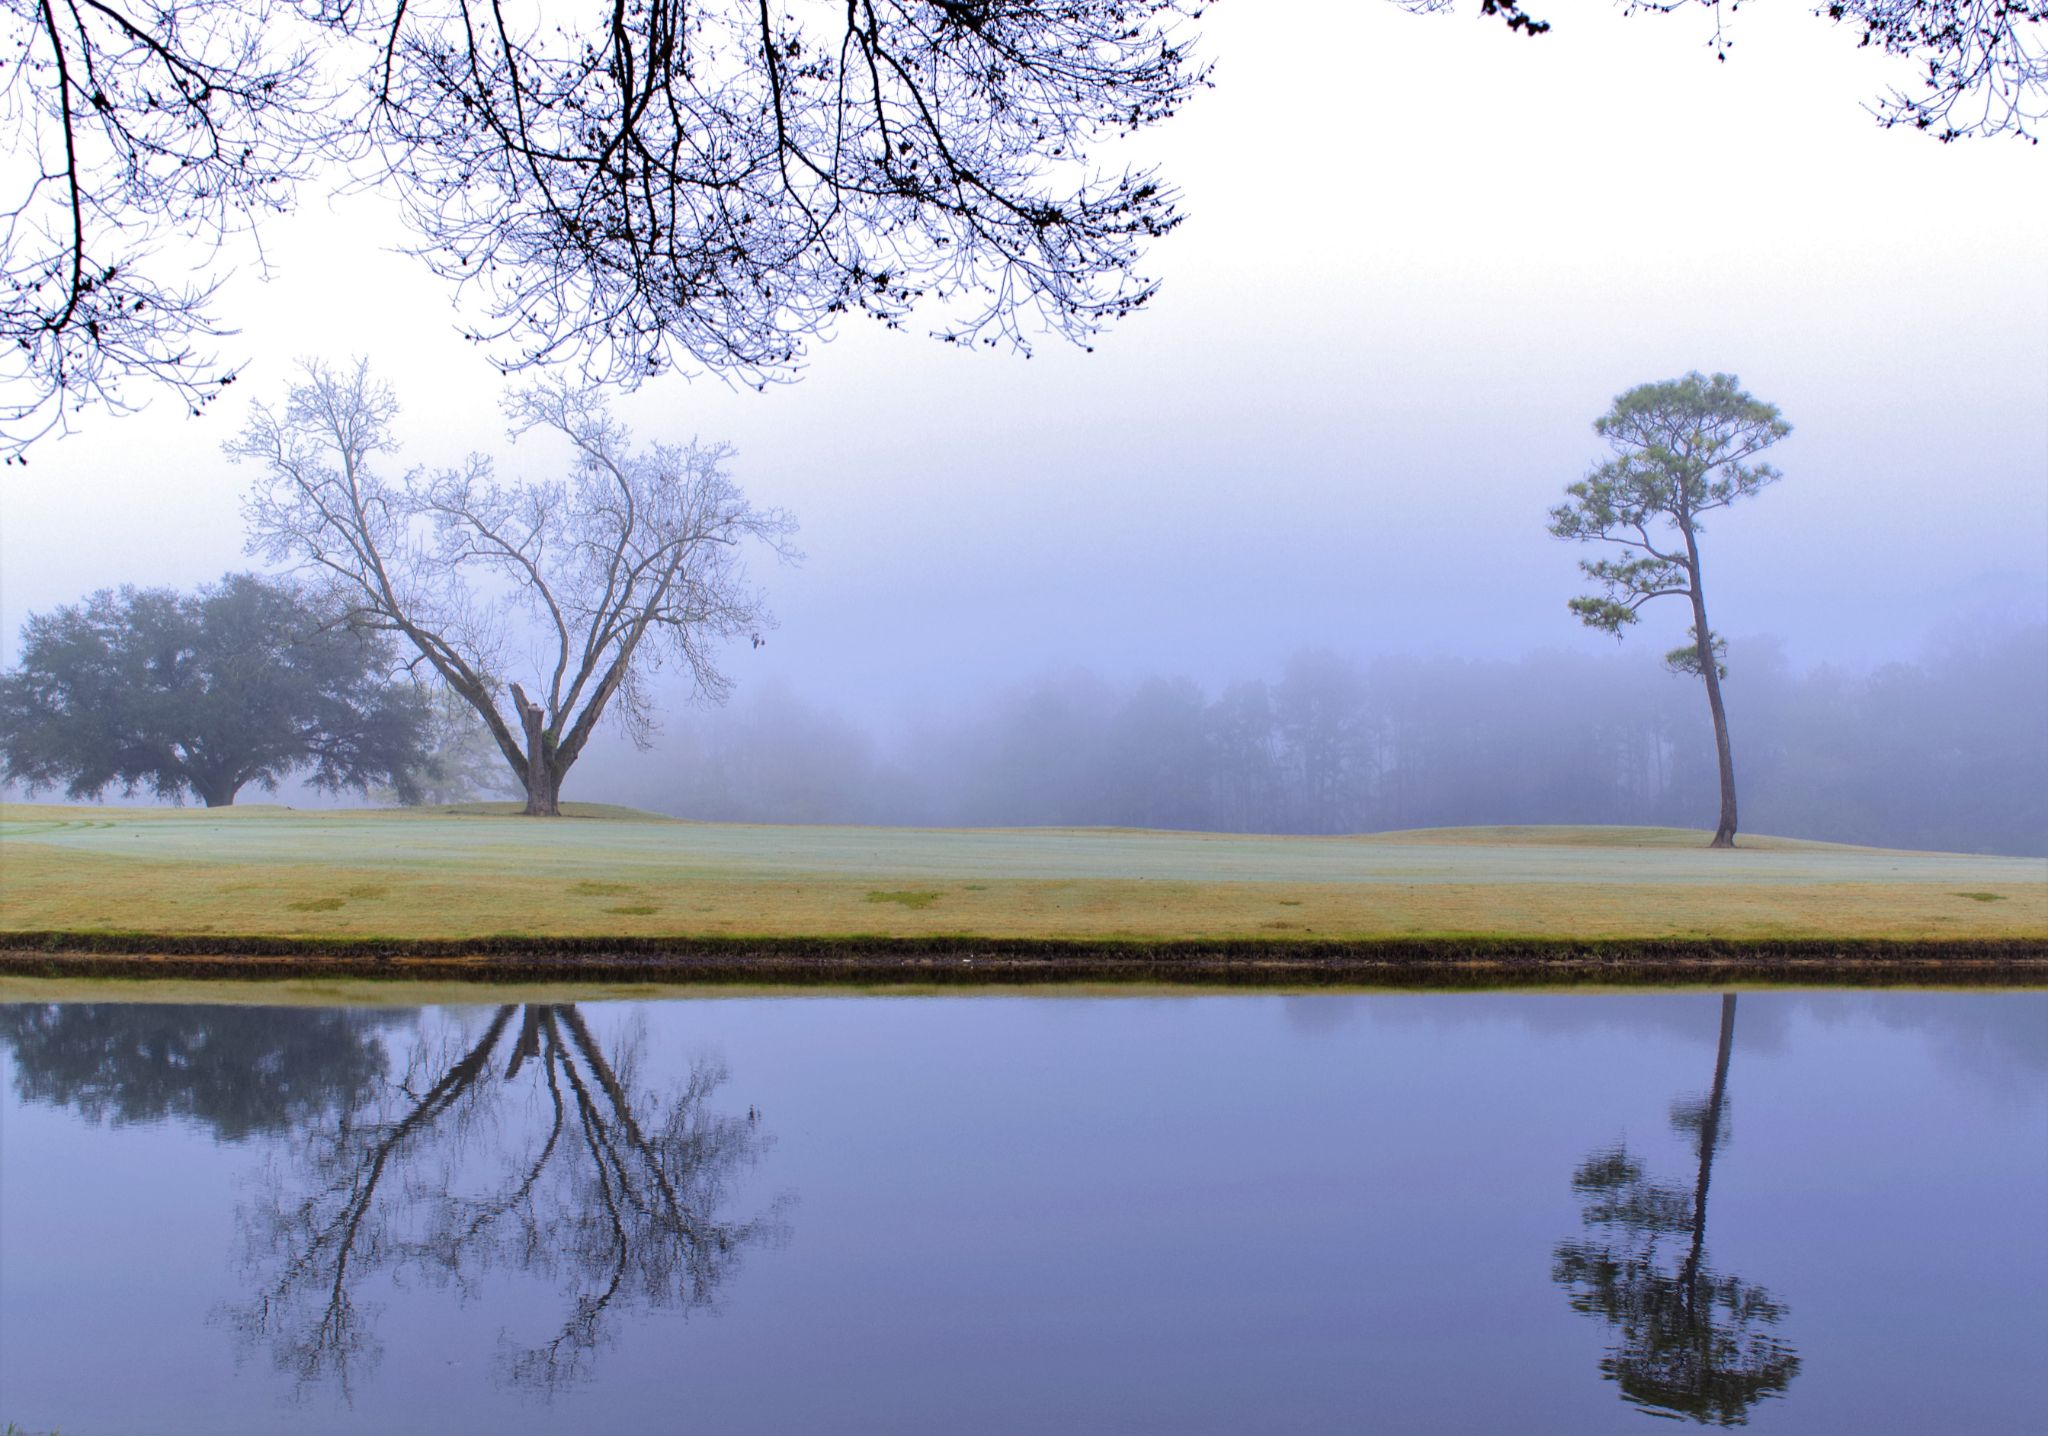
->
[228,1004,784,1397]
[1553,995,1800,1426]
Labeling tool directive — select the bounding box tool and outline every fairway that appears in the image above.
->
[2,802,2042,942]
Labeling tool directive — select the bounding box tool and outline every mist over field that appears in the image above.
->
[3,3,2043,854]
[550,620,2047,857]
[6,6,2046,1432]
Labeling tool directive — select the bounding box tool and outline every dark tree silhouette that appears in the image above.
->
[228,1004,783,1395]
[5,0,1207,460]
[1553,995,1801,1426]
[238,362,794,815]
[10,4,2039,460]
[1549,373,1790,848]
[0,1003,400,1141]
[1406,1,2045,141]
[0,570,431,806]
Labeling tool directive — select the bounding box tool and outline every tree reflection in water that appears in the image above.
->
[226,1004,784,1397]
[1553,994,1799,1426]
[0,1003,398,1140]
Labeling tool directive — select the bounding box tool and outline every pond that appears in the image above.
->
[1,987,2042,1434]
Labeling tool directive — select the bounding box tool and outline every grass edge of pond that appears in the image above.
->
[4,931,2044,989]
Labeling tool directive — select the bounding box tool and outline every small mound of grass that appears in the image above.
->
[569,881,636,897]
[285,897,347,913]
[407,801,676,822]
[342,884,388,900]
[1953,891,2008,903]
[867,890,942,911]
[605,904,659,916]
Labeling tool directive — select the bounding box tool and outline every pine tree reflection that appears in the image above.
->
[228,1004,783,1396]
[1553,995,1800,1426]
[0,1003,397,1139]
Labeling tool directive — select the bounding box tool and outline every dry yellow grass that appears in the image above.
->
[2,803,2041,941]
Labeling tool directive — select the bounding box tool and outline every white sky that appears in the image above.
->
[4,1,2044,733]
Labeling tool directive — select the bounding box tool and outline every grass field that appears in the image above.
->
[2,801,2042,942]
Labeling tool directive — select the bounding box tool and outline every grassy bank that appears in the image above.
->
[3,802,2042,951]
[5,931,2043,990]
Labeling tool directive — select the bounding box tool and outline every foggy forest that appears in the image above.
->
[568,622,2048,856]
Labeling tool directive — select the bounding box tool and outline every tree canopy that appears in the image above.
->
[5,0,1209,460]
[6,2,2040,460]
[0,570,431,806]
[1417,0,2046,142]
[0,1003,401,1140]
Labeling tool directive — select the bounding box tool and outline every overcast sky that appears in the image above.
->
[4,1,2043,735]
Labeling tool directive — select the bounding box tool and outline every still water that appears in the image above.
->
[1,989,2042,1435]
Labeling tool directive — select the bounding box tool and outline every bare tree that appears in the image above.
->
[3,0,331,460]
[5,0,1208,461]
[237,360,796,815]
[361,0,1206,385]
[1403,0,2044,141]
[1841,0,2048,142]
[11,4,2041,462]
[229,1004,781,1396]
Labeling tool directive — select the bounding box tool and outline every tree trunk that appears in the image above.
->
[1680,994,1738,1317]
[511,683,562,816]
[522,767,563,817]
[195,777,243,807]
[1695,618,1739,848]
[1682,535,1739,848]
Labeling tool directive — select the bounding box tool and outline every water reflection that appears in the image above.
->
[7,992,2037,1433]
[1553,994,1800,1426]
[0,1001,783,1400]
[0,1004,399,1139]
[227,1004,785,1395]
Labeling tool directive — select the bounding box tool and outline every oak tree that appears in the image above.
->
[0,570,430,806]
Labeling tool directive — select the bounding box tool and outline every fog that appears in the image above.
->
[552,621,2046,855]
[3,4,2044,846]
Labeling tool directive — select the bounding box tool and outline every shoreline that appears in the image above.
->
[6,932,2044,989]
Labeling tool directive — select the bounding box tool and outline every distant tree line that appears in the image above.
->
[629,626,2048,857]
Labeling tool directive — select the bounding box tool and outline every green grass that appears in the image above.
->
[867,890,944,910]
[1,802,2041,942]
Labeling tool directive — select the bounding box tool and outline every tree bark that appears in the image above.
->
[1682,529,1739,848]
[523,767,563,817]
[195,776,243,807]
[510,683,562,816]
